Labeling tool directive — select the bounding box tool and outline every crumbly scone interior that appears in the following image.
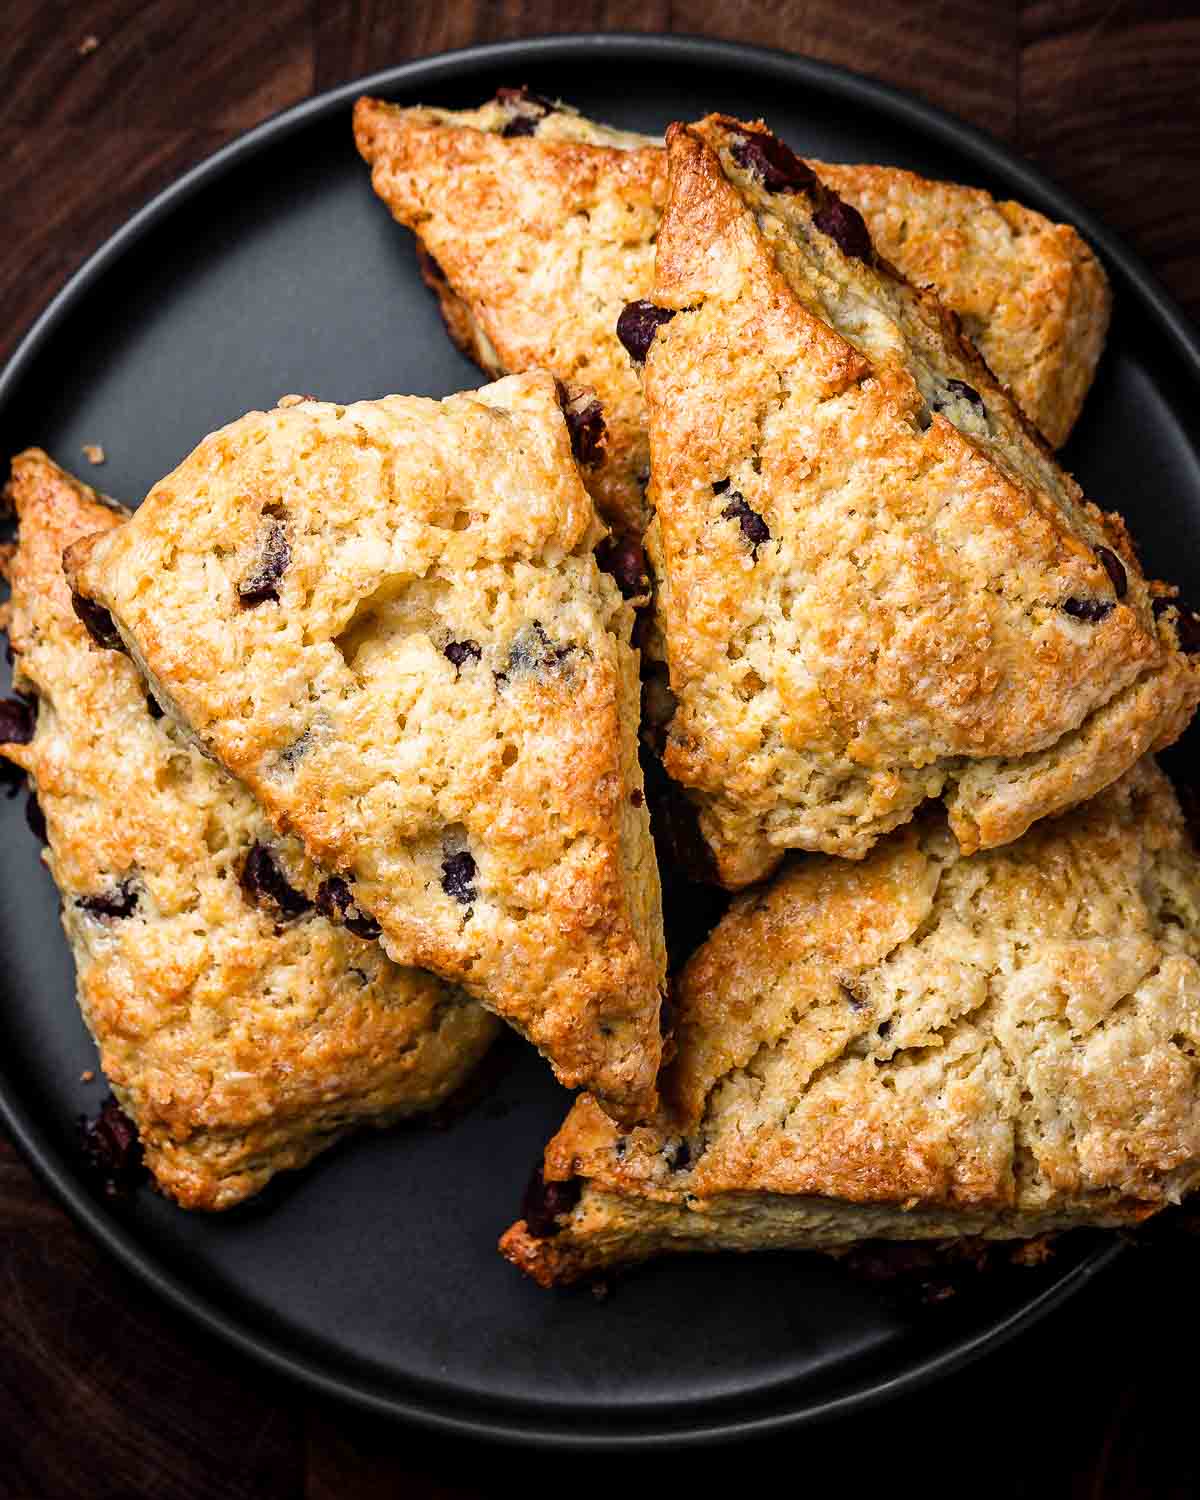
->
[502,760,1200,1284]
[1,449,499,1210]
[642,116,1198,884]
[65,375,667,1123]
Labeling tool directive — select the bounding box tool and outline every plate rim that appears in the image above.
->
[0,31,1189,1448]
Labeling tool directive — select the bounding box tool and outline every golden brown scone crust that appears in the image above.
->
[65,374,667,1123]
[354,94,664,536]
[502,759,1200,1284]
[642,116,1198,885]
[816,162,1110,448]
[352,94,1108,542]
[0,450,499,1210]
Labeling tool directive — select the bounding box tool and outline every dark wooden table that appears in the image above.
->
[3,4,1200,1495]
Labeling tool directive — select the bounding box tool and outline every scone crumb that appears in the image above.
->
[276,393,318,408]
[77,35,100,56]
[80,1069,96,1083]
[81,444,105,465]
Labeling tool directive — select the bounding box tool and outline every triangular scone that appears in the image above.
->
[642,115,1199,886]
[0,450,499,1210]
[354,93,665,536]
[353,93,1108,539]
[501,759,1200,1285]
[65,374,667,1123]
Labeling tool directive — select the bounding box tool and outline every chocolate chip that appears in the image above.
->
[0,695,34,745]
[1156,597,1200,653]
[596,534,649,599]
[496,85,554,137]
[77,880,139,920]
[499,621,573,682]
[71,592,125,651]
[443,639,481,672]
[666,1138,691,1171]
[812,197,873,261]
[730,129,817,194]
[240,842,311,919]
[238,519,290,606]
[722,493,770,551]
[616,300,677,363]
[79,1096,144,1200]
[1062,597,1114,624]
[316,874,381,939]
[557,384,606,468]
[441,850,478,905]
[1097,546,1128,599]
[945,378,985,410]
[712,478,731,494]
[25,791,47,843]
[630,787,644,807]
[416,244,446,284]
[521,1166,581,1237]
[145,693,164,720]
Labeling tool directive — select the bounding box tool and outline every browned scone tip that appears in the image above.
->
[640,114,1198,886]
[501,759,1200,1286]
[62,374,668,1125]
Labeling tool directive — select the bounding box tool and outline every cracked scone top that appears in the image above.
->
[642,115,1199,886]
[502,759,1200,1285]
[66,373,667,1123]
[353,90,1108,542]
[0,450,499,1210]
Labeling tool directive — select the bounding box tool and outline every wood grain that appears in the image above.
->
[2,2,1199,1495]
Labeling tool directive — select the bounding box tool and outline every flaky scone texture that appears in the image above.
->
[354,94,665,536]
[502,759,1200,1285]
[815,162,1109,448]
[643,116,1198,886]
[66,374,667,1123]
[353,93,1108,541]
[0,450,498,1210]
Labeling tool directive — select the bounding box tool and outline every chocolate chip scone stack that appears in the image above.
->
[0,450,500,1210]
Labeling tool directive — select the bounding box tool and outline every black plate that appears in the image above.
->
[2,35,1198,1449]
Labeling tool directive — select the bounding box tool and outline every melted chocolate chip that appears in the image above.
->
[0,695,35,745]
[71,592,125,651]
[712,478,731,494]
[1097,546,1128,599]
[497,85,555,137]
[441,850,478,905]
[616,300,677,363]
[944,378,985,410]
[666,1138,691,1171]
[521,1166,581,1237]
[316,874,381,939]
[238,519,290,606]
[443,639,482,672]
[812,197,873,261]
[25,791,47,843]
[1156,597,1200,653]
[78,880,139,920]
[730,129,817,194]
[499,621,574,682]
[596,534,649,599]
[1062,597,1114,624]
[145,693,164,720]
[415,243,446,284]
[79,1096,144,1199]
[558,386,606,468]
[630,787,644,807]
[722,494,771,551]
[240,842,311,919]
